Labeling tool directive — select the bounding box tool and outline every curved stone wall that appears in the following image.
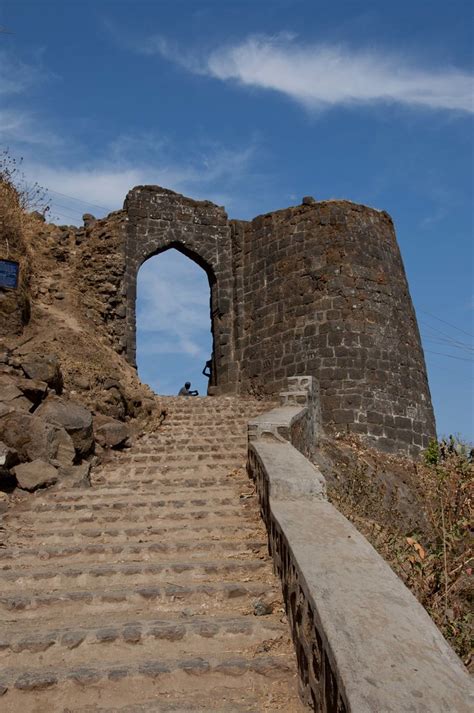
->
[232,200,435,456]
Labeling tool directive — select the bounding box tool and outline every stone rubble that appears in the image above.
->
[0,348,130,496]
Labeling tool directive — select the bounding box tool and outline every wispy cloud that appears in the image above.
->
[0,108,62,148]
[23,132,258,223]
[152,34,474,114]
[137,250,211,361]
[0,49,45,96]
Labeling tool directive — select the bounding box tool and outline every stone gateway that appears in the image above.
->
[90,186,435,457]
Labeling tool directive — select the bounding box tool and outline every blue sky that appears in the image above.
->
[1,0,473,439]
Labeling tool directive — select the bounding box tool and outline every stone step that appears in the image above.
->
[128,449,244,457]
[0,614,285,668]
[22,494,237,514]
[0,558,268,592]
[70,700,258,713]
[49,479,242,497]
[68,697,260,713]
[0,581,275,619]
[96,462,243,475]
[6,506,255,529]
[143,444,247,454]
[6,510,257,535]
[90,473,248,488]
[0,653,293,705]
[5,522,261,545]
[0,538,267,565]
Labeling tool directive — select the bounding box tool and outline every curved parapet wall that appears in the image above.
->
[233,201,435,457]
[247,377,473,712]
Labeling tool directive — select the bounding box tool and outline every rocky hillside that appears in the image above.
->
[0,176,155,499]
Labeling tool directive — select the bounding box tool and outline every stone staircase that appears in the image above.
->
[0,396,306,712]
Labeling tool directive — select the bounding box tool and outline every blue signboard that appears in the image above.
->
[0,260,19,289]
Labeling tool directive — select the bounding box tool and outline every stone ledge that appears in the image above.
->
[250,441,326,502]
[247,375,473,712]
[272,498,473,712]
[248,406,306,442]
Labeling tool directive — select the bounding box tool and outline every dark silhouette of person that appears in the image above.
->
[178,381,198,396]
[202,359,212,379]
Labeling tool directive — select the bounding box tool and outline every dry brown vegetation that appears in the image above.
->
[0,160,32,335]
[0,153,155,423]
[319,435,473,668]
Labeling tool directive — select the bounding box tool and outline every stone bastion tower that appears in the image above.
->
[88,186,435,458]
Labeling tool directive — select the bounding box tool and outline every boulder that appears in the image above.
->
[0,374,48,408]
[0,382,23,402]
[57,463,91,489]
[0,491,9,514]
[0,379,33,413]
[13,459,58,491]
[15,377,48,406]
[0,411,75,467]
[35,397,94,458]
[94,415,130,449]
[20,354,63,394]
[0,403,13,419]
[0,441,19,469]
[98,385,127,420]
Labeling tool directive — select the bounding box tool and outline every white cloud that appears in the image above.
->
[0,49,44,96]
[23,135,257,223]
[155,34,474,114]
[137,250,212,362]
[0,109,62,147]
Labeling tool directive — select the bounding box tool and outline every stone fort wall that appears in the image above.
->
[75,186,435,457]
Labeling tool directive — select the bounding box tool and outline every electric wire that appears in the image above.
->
[419,308,474,339]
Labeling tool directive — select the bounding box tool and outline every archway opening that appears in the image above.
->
[136,247,214,396]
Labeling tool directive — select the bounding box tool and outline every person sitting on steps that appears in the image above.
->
[178,381,198,397]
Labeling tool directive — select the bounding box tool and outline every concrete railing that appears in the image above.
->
[247,376,473,712]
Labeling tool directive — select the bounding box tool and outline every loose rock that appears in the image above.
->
[0,411,75,467]
[13,459,58,491]
[36,396,94,458]
[57,462,91,489]
[20,354,63,394]
[94,415,130,449]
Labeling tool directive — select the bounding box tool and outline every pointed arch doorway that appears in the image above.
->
[136,246,215,396]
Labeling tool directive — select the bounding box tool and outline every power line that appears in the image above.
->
[425,349,474,363]
[419,308,474,339]
[46,187,114,213]
[420,321,474,352]
[421,334,474,355]
[48,199,85,217]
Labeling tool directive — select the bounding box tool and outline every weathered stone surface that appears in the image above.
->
[0,377,35,412]
[93,414,130,449]
[36,396,93,457]
[14,377,48,405]
[57,462,91,489]
[20,354,63,394]
[0,491,9,513]
[112,187,435,457]
[0,411,75,466]
[0,441,19,469]
[13,459,58,491]
[0,382,23,403]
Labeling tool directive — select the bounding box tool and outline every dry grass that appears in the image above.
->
[323,435,473,669]
[0,174,32,334]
